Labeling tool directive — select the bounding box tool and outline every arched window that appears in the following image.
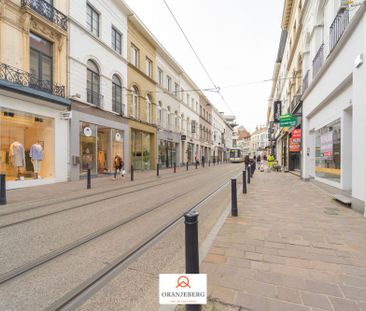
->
[132,85,139,118]
[146,95,152,123]
[112,75,122,114]
[87,60,100,105]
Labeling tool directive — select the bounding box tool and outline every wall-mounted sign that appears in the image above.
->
[181,135,186,141]
[83,127,92,137]
[60,111,72,120]
[274,101,282,123]
[289,138,300,152]
[115,132,122,141]
[280,114,297,127]
[292,129,301,140]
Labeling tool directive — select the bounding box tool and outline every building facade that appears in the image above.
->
[0,0,69,189]
[199,95,212,163]
[127,16,157,170]
[301,0,366,213]
[68,0,129,180]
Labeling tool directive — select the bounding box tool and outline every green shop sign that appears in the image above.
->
[280,114,297,127]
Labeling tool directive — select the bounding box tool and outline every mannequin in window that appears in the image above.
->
[9,141,25,179]
[30,142,44,179]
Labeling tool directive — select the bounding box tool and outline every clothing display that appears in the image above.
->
[30,143,44,161]
[9,141,25,167]
[31,160,42,174]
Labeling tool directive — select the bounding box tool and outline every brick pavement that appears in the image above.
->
[201,170,366,311]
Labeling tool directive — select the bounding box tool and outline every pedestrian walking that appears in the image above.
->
[195,153,200,166]
[113,154,124,180]
[201,155,205,167]
[244,154,250,169]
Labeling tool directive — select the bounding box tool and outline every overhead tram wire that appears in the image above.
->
[161,0,234,115]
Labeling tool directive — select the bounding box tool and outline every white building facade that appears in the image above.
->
[301,0,366,213]
[68,0,129,180]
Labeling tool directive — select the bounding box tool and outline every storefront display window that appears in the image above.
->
[0,108,54,181]
[112,129,124,162]
[159,140,177,168]
[80,122,97,175]
[315,119,341,182]
[132,129,151,170]
[97,127,111,174]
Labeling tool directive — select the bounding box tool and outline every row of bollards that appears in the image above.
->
[231,162,255,217]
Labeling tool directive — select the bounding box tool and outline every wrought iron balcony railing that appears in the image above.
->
[21,0,67,31]
[0,63,65,97]
[303,70,309,93]
[312,43,324,78]
[87,88,104,107]
[330,9,349,52]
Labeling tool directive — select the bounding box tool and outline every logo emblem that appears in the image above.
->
[176,275,191,288]
[83,127,92,137]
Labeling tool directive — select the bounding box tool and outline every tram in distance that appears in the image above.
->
[229,148,245,163]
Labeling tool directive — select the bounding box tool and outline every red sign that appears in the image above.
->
[289,138,300,152]
[292,129,301,140]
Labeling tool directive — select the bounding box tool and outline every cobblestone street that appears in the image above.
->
[202,170,366,311]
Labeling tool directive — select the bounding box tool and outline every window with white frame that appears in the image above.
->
[131,45,139,67]
[174,83,179,97]
[111,27,122,54]
[167,76,172,92]
[158,68,163,85]
[145,57,153,78]
[87,3,99,37]
[167,106,172,128]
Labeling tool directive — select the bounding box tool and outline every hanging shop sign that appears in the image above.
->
[181,135,186,141]
[273,101,282,123]
[292,129,301,140]
[280,114,297,127]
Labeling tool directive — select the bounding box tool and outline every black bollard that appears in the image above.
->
[231,179,238,217]
[157,163,160,177]
[184,211,201,311]
[209,160,210,167]
[242,170,247,194]
[186,161,189,171]
[0,174,6,205]
[247,165,251,184]
[174,162,176,173]
[131,165,134,181]
[87,168,91,189]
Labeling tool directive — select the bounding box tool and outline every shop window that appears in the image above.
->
[112,74,122,114]
[0,109,54,181]
[315,119,341,182]
[29,33,53,93]
[131,130,151,170]
[80,122,97,175]
[87,60,101,106]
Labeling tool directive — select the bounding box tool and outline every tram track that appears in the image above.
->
[0,166,241,288]
[0,168,207,230]
[0,167,204,218]
[47,168,242,311]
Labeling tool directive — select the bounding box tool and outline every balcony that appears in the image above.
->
[330,9,349,52]
[21,0,67,31]
[87,88,103,107]
[312,43,324,78]
[0,62,65,97]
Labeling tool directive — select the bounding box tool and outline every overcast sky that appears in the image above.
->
[124,0,283,132]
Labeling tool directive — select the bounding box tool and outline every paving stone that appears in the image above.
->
[329,296,360,311]
[341,285,366,300]
[305,280,343,297]
[265,298,311,311]
[340,275,366,288]
[235,292,268,310]
[243,279,276,298]
[300,291,332,310]
[275,286,302,304]
[245,252,264,261]
[205,254,226,264]
[210,286,238,305]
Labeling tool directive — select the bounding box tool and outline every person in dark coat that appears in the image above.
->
[113,154,124,180]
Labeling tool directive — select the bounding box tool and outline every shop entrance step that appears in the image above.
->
[332,194,352,207]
